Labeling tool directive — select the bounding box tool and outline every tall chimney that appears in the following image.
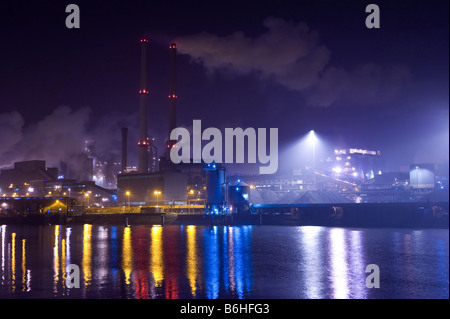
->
[138,38,149,173]
[121,127,128,173]
[166,43,177,159]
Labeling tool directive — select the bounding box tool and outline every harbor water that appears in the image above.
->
[0,224,448,299]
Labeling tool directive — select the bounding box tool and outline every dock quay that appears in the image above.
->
[0,201,447,228]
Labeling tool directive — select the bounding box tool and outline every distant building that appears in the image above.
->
[44,179,116,206]
[0,160,115,206]
[410,164,435,189]
[116,162,205,206]
[330,148,384,180]
[0,160,58,188]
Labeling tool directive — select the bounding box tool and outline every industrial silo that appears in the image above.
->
[204,163,227,214]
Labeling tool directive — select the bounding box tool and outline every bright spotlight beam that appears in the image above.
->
[309,130,317,189]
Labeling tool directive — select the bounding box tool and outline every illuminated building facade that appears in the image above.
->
[330,148,384,180]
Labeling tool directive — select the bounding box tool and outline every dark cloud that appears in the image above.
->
[175,17,329,90]
[0,106,139,171]
[0,111,23,150]
[175,17,411,107]
[307,63,412,107]
[0,106,90,168]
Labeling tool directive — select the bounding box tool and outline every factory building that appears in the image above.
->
[0,160,58,188]
[204,163,228,214]
[409,163,435,189]
[117,170,189,205]
[228,180,250,214]
[330,148,384,180]
[0,160,115,206]
[117,39,209,207]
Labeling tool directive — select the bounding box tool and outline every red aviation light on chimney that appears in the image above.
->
[139,89,149,94]
[141,38,149,43]
[168,94,177,98]
[169,43,176,49]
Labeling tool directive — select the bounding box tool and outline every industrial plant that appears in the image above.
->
[0,38,447,227]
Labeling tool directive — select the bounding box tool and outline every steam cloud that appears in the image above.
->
[175,17,410,107]
[0,106,138,176]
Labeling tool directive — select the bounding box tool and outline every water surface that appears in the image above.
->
[0,224,448,299]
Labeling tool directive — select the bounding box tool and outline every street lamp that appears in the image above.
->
[154,191,161,207]
[188,189,195,214]
[308,130,317,189]
[85,192,89,207]
[126,191,130,212]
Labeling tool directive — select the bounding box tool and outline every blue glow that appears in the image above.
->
[222,227,229,292]
[233,227,245,298]
[110,226,118,276]
[435,239,448,296]
[204,227,219,299]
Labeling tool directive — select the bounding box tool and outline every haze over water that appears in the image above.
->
[0,224,448,299]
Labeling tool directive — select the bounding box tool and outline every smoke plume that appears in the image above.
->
[0,106,138,178]
[174,17,410,107]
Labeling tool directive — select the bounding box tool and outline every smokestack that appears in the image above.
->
[138,38,149,173]
[166,43,177,159]
[121,127,128,173]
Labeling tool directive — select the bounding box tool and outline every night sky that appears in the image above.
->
[0,0,448,175]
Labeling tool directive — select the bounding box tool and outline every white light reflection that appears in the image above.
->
[348,230,367,298]
[299,226,324,298]
[53,226,60,294]
[329,228,349,299]
[97,226,109,286]
[228,227,236,293]
[26,270,31,292]
[65,227,71,266]
[1,225,5,285]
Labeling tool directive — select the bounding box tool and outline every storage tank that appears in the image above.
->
[229,179,250,214]
[410,164,435,189]
[205,163,223,205]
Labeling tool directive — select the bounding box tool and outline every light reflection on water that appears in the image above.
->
[0,224,448,299]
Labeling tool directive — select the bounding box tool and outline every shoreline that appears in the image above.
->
[1,201,448,228]
[1,211,448,229]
